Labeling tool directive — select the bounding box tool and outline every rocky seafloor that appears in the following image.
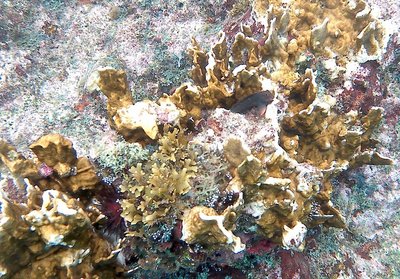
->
[0,0,399,278]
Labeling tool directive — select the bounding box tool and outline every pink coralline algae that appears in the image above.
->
[38,163,54,177]
[338,60,386,114]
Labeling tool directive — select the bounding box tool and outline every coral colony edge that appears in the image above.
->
[0,0,398,278]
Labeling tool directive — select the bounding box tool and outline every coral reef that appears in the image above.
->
[0,0,398,277]
[109,0,392,273]
[111,45,390,275]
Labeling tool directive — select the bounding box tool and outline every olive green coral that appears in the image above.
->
[120,127,197,235]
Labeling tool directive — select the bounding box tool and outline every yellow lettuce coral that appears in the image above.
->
[167,32,270,121]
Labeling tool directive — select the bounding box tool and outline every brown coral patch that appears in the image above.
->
[30,134,78,177]
[95,68,133,119]
[1,135,100,195]
[0,139,39,180]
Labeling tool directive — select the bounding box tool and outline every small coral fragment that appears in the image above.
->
[223,137,251,167]
[237,155,263,185]
[0,140,39,182]
[356,21,384,55]
[29,133,77,176]
[282,221,307,251]
[25,189,91,245]
[181,206,245,253]
[188,38,208,87]
[310,18,330,50]
[169,83,204,120]
[232,32,261,66]
[68,157,100,191]
[114,100,160,140]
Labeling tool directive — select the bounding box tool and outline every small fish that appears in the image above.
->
[230,91,274,115]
